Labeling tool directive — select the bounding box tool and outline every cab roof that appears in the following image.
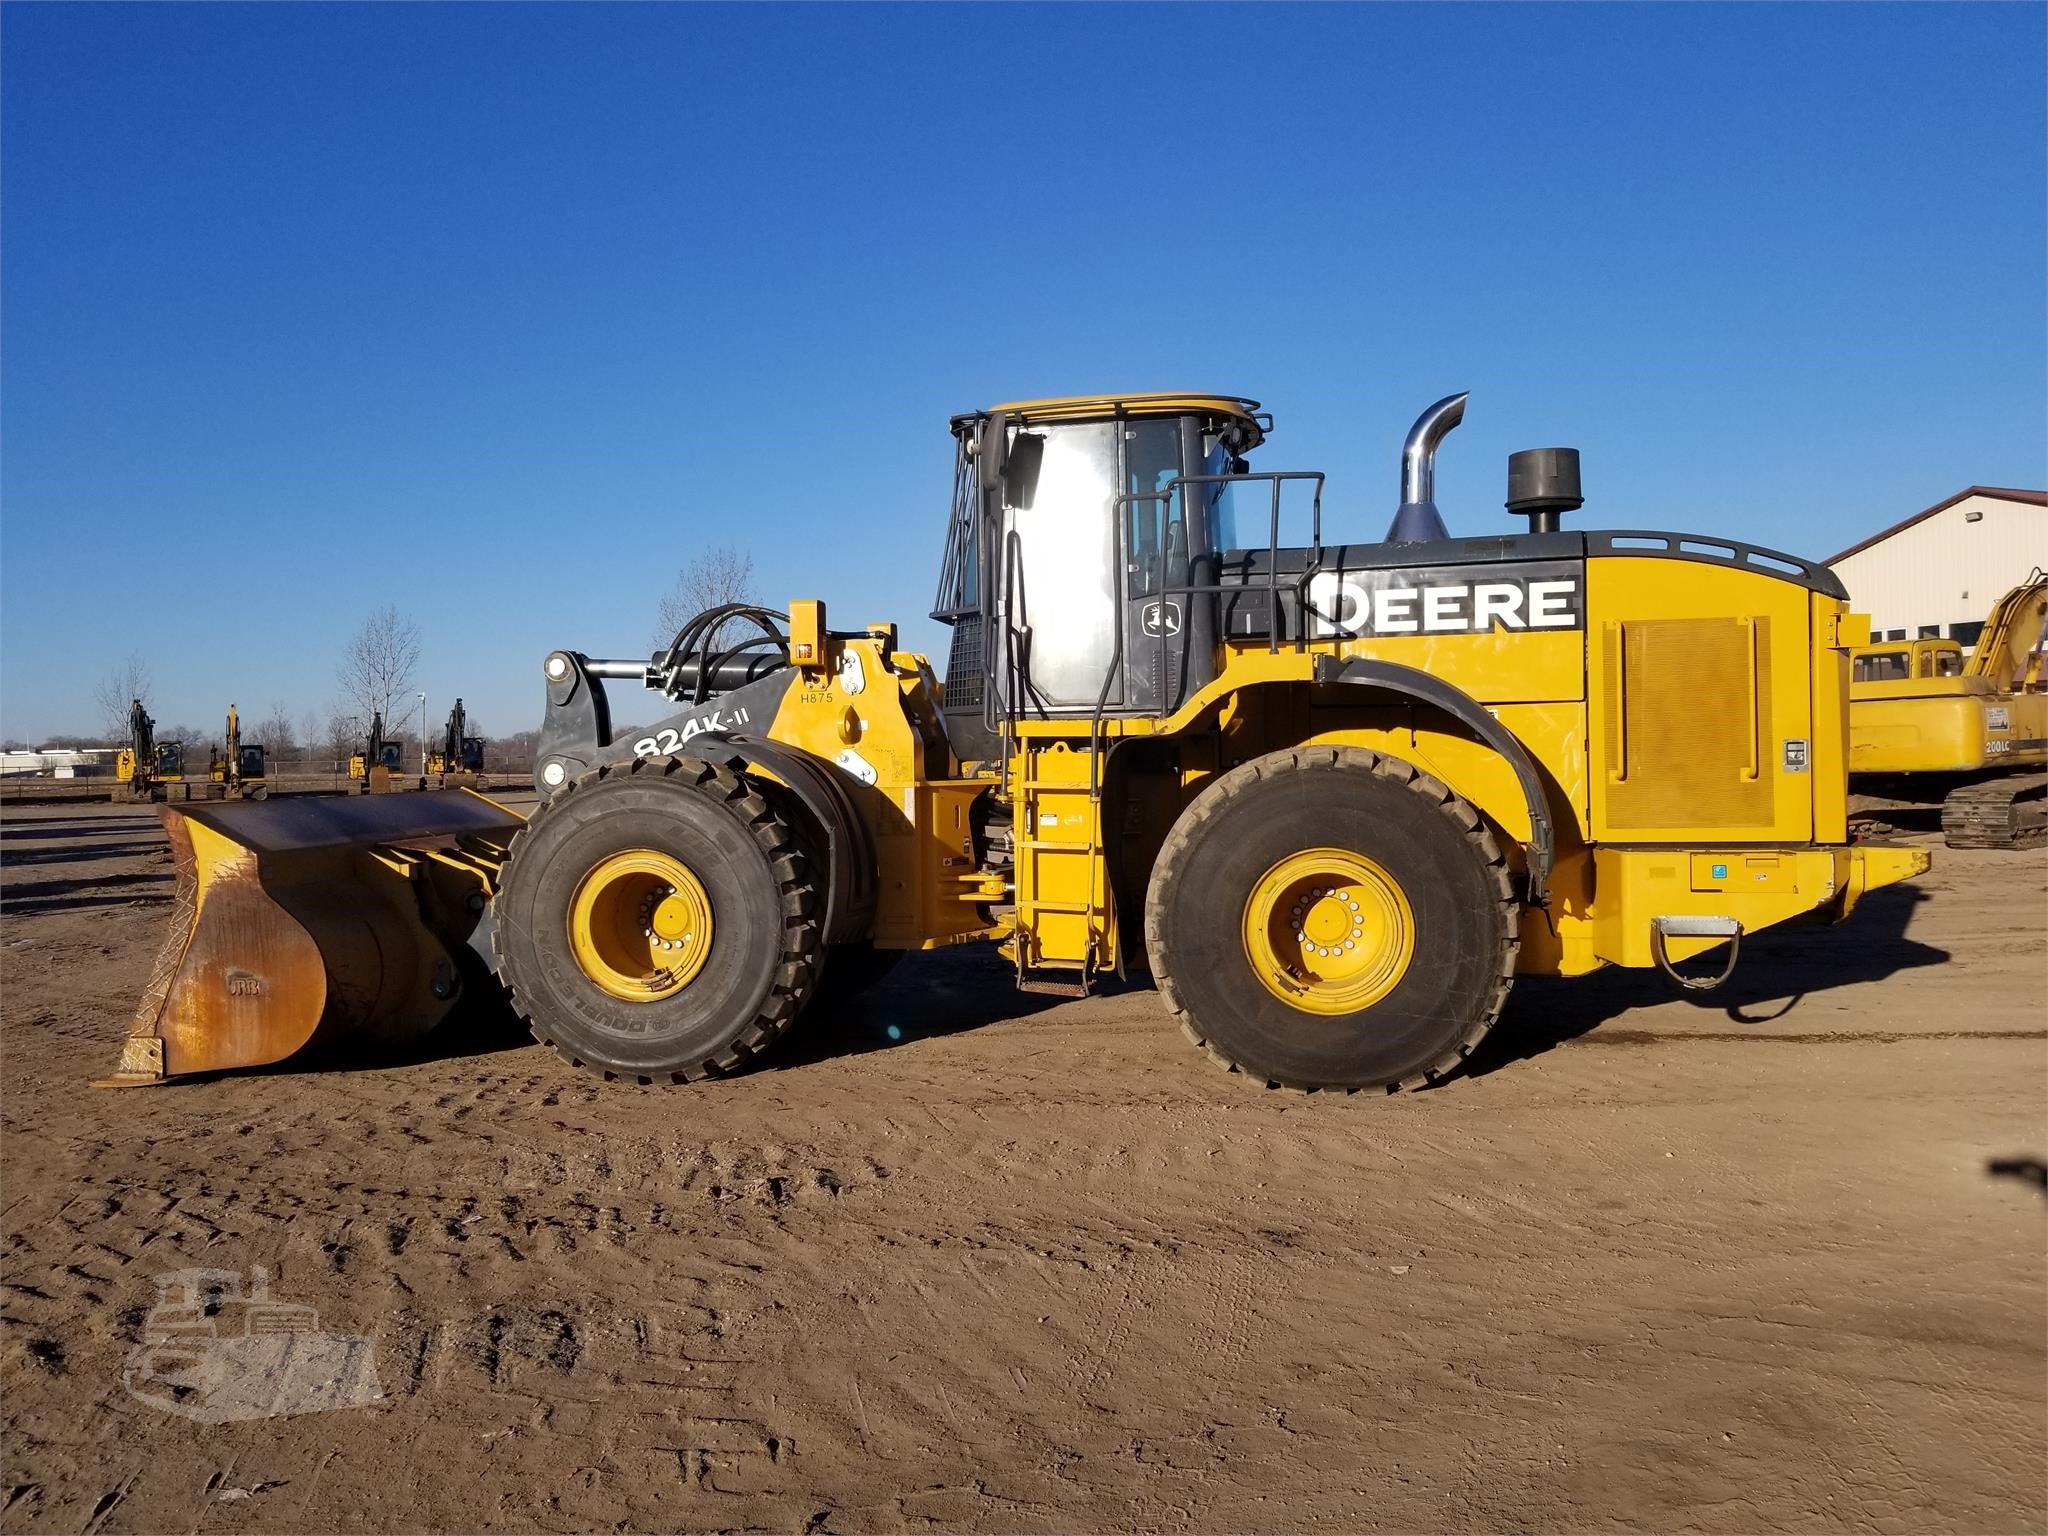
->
[958,392,1268,448]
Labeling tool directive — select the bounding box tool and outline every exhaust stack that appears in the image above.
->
[1384,392,1468,544]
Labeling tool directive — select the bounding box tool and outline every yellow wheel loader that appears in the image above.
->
[103,391,1928,1091]
[1848,571,2047,848]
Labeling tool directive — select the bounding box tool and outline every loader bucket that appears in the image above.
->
[99,792,525,1086]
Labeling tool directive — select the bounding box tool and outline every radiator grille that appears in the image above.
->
[943,615,985,711]
[1603,617,1773,830]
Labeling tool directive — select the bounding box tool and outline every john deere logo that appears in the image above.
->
[1142,601,1183,637]
[225,970,266,998]
[1305,563,1585,638]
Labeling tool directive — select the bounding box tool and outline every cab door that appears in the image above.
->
[994,420,1123,713]
[1118,416,1197,714]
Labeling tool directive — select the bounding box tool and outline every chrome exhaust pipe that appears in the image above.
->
[1384,391,1468,543]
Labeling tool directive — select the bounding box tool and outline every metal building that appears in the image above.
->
[1825,486,2046,646]
[0,749,115,779]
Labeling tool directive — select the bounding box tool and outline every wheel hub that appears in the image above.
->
[568,849,714,1001]
[1243,849,1415,1016]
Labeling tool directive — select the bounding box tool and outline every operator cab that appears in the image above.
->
[1852,639,1965,686]
[933,393,1274,757]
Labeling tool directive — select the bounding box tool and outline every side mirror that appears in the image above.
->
[1003,432,1046,511]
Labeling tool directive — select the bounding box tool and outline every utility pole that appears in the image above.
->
[418,692,428,778]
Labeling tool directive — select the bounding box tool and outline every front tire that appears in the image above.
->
[493,755,822,1082]
[1145,746,1517,1091]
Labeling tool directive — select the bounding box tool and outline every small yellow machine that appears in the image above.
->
[114,699,184,802]
[106,391,1927,1092]
[426,698,486,786]
[346,712,405,795]
[1849,572,2046,847]
[205,706,268,801]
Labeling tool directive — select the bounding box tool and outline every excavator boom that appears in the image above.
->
[1964,568,2048,688]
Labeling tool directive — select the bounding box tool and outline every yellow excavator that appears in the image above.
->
[426,698,487,787]
[205,706,268,801]
[1849,571,2047,848]
[114,699,184,802]
[102,390,1928,1091]
[345,712,406,794]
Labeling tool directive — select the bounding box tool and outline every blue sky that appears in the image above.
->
[4,2,2043,744]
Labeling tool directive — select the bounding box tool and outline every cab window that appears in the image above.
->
[1123,420,1185,598]
[1853,652,1910,683]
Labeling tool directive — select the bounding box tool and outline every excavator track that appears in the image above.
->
[1940,772,2048,850]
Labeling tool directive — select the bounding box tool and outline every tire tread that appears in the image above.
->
[491,753,822,1082]
[1144,745,1520,1094]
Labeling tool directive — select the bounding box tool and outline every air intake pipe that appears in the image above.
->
[1384,391,1468,544]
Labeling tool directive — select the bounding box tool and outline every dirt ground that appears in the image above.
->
[1,797,2042,1534]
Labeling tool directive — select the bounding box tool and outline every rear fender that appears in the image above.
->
[1312,655,1558,900]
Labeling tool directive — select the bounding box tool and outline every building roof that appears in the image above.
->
[1825,486,2047,567]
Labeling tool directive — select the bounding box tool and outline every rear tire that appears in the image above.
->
[493,755,822,1082]
[1145,746,1517,1091]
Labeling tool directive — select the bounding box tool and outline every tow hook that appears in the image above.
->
[1652,915,1743,993]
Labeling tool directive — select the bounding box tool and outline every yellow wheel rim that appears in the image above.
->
[567,849,714,1002]
[1241,848,1414,1016]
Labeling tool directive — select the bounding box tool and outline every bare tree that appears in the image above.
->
[251,702,297,753]
[654,547,757,650]
[337,604,423,730]
[325,708,363,769]
[92,652,154,741]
